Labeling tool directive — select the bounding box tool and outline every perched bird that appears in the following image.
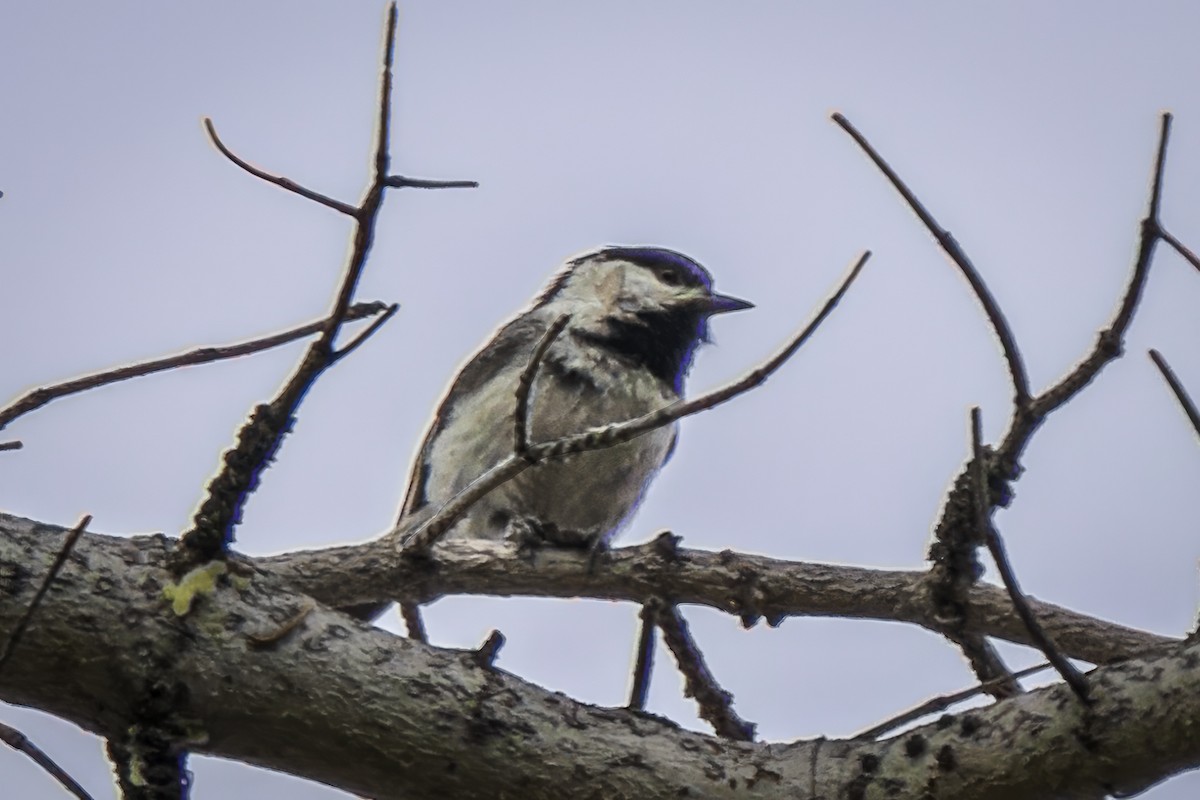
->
[347,246,751,625]
[399,245,752,550]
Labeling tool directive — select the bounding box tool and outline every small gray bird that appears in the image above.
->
[398,246,752,552]
[345,246,750,625]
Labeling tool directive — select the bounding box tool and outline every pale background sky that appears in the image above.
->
[3,2,1200,797]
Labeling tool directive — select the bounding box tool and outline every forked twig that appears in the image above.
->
[0,721,95,800]
[971,408,1090,704]
[1014,114,1173,443]
[177,3,475,566]
[656,603,755,741]
[401,251,870,554]
[1149,349,1200,441]
[836,111,1191,695]
[832,113,1031,411]
[0,515,90,674]
[332,302,400,361]
[0,301,389,435]
[852,661,1050,741]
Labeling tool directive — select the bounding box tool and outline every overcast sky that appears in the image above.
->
[4,2,1200,797]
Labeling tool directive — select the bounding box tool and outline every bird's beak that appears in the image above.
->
[706,292,754,315]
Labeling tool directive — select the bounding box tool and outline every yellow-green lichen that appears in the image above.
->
[162,561,227,616]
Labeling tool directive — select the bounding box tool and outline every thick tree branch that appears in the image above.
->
[0,513,1195,800]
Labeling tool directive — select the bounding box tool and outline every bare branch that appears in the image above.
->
[373,3,397,183]
[971,408,1090,703]
[514,314,571,460]
[401,251,870,554]
[1162,228,1200,273]
[332,302,400,362]
[851,662,1050,741]
[1149,349,1200,441]
[383,175,480,190]
[178,5,477,566]
[0,301,389,435]
[203,117,358,217]
[0,440,21,451]
[627,599,660,711]
[1013,113,1174,451]
[0,721,95,800]
[0,514,90,674]
[832,112,1031,411]
[656,603,755,741]
[266,534,1168,667]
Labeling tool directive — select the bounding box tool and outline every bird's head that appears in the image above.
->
[537,246,752,390]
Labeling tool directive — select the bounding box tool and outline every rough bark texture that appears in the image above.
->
[1,512,1196,799]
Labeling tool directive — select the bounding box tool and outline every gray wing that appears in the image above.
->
[397,313,549,520]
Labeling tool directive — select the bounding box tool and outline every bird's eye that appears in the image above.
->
[657,269,680,286]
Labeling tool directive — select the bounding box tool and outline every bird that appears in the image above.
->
[346,246,751,625]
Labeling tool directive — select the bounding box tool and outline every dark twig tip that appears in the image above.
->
[471,629,506,669]
[384,175,480,190]
[1148,349,1200,440]
[0,440,22,451]
[202,115,358,216]
[0,721,96,800]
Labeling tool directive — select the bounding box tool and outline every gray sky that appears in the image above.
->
[3,2,1200,797]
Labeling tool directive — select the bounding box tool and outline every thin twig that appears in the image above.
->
[514,314,571,459]
[0,301,388,433]
[852,662,1050,740]
[384,175,480,189]
[0,440,21,451]
[656,603,755,741]
[1162,228,1200,273]
[0,515,90,674]
[832,112,1031,411]
[1015,113,1173,445]
[401,251,870,555]
[178,3,475,566]
[627,599,660,711]
[332,302,400,362]
[203,117,358,217]
[1149,349,1200,441]
[0,721,95,800]
[971,408,1091,704]
[400,602,428,644]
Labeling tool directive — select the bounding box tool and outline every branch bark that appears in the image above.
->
[0,513,1194,800]
[263,530,1168,666]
